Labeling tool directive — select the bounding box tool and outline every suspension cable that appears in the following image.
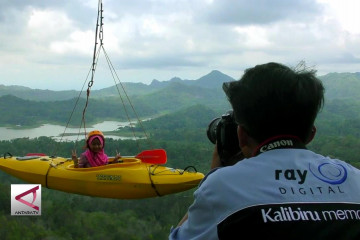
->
[102,46,153,150]
[51,66,90,156]
[81,0,104,137]
[55,0,152,154]
[52,1,103,155]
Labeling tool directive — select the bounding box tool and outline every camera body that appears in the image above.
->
[207,110,242,166]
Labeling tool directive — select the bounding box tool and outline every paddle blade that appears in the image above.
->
[26,153,47,156]
[135,149,167,164]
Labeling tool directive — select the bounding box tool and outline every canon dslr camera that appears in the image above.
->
[206,110,243,166]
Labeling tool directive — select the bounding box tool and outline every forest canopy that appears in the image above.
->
[0,72,359,239]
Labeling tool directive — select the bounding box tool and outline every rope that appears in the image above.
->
[182,166,198,173]
[102,46,153,151]
[81,0,104,138]
[149,165,198,175]
[54,0,152,155]
[3,152,12,159]
[51,1,103,156]
[52,67,89,155]
[147,165,161,197]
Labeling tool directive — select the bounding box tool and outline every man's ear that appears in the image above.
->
[237,125,248,148]
[237,125,253,158]
[305,126,317,144]
[238,125,260,158]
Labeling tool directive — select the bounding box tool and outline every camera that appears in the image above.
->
[206,110,242,166]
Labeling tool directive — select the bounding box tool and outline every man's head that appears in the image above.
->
[223,62,324,144]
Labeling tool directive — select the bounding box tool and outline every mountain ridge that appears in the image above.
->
[0,71,360,127]
[0,70,235,101]
[1,71,360,102]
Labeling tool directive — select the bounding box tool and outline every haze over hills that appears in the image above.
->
[1,70,360,102]
[0,70,234,127]
[0,70,359,128]
[319,72,360,100]
[0,70,235,101]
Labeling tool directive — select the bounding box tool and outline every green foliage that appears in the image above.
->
[319,72,360,100]
[0,70,233,128]
[308,135,360,163]
[0,106,214,239]
[132,82,230,114]
[0,164,198,240]
[0,95,158,127]
[1,99,359,239]
[0,72,360,238]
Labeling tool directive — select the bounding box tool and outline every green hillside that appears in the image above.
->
[0,99,359,239]
[0,70,234,101]
[319,72,360,100]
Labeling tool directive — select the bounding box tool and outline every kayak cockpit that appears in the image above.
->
[66,157,142,170]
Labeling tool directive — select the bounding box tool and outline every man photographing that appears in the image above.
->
[169,62,360,239]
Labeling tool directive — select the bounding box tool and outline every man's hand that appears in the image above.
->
[210,144,222,169]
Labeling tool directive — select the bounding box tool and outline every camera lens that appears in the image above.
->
[206,110,243,166]
[206,117,221,144]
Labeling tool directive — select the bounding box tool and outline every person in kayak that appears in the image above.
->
[169,62,360,239]
[72,130,122,168]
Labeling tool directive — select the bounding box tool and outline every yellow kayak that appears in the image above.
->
[0,153,204,199]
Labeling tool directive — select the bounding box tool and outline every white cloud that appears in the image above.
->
[27,8,74,41]
[0,0,359,90]
[318,0,360,35]
[234,26,272,49]
[50,30,94,55]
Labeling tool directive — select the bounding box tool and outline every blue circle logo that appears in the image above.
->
[308,162,347,184]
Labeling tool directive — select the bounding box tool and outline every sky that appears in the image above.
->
[0,0,359,90]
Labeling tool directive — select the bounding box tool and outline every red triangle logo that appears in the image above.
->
[15,185,40,211]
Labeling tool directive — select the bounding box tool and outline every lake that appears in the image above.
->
[0,121,137,142]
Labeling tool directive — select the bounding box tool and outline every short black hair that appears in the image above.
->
[223,62,325,143]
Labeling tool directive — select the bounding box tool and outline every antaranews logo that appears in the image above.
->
[11,184,41,216]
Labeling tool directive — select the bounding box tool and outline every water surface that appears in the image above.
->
[0,121,135,141]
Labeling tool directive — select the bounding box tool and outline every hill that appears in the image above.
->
[0,70,235,127]
[0,70,235,101]
[0,71,360,128]
[1,71,360,103]
[0,84,79,102]
[319,72,360,100]
[0,72,359,240]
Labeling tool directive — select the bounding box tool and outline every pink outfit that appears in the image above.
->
[79,135,108,167]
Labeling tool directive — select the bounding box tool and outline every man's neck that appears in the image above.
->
[252,135,306,157]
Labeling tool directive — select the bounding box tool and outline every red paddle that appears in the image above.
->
[26,153,47,156]
[135,149,167,164]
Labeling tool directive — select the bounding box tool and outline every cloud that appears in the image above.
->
[0,0,359,90]
[198,0,323,25]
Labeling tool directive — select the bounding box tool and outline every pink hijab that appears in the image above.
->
[82,135,108,167]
